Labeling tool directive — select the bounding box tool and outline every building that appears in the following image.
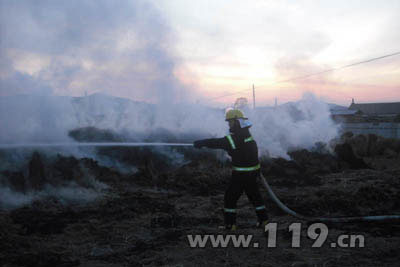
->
[339,99,400,138]
[349,99,400,117]
[330,109,362,122]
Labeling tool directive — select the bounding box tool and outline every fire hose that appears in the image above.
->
[259,172,400,222]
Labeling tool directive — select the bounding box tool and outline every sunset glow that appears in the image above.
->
[1,0,399,106]
[155,0,400,106]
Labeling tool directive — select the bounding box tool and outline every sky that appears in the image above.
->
[0,0,399,106]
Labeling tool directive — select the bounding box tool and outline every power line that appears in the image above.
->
[207,88,252,101]
[205,50,400,101]
[259,51,400,87]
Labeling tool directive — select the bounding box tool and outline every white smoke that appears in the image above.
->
[0,0,340,209]
[0,183,105,210]
[249,93,339,157]
[0,92,339,209]
[0,91,338,156]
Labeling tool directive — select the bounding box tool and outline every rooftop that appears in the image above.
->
[349,101,400,115]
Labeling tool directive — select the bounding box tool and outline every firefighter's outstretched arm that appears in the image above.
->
[193,137,230,150]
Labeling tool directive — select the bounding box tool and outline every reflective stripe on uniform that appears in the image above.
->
[224,208,236,213]
[226,134,236,149]
[232,163,260,172]
[244,136,254,142]
[255,205,266,210]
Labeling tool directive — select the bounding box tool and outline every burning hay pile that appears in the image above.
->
[1,129,399,266]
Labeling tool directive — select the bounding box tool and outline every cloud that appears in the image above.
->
[0,0,187,102]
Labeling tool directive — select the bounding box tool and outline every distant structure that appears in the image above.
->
[349,100,400,117]
[334,99,400,139]
[234,97,249,110]
[252,84,256,109]
[330,109,362,121]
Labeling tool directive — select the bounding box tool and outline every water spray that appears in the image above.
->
[0,142,193,149]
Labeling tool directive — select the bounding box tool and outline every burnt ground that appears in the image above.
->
[1,134,400,267]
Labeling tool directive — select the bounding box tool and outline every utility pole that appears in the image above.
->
[252,84,256,109]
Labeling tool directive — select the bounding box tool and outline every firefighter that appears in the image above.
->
[193,109,268,230]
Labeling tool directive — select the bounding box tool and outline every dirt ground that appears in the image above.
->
[1,135,400,267]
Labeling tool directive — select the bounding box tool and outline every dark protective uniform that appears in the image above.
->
[194,127,268,226]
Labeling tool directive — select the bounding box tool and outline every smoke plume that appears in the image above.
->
[0,1,339,209]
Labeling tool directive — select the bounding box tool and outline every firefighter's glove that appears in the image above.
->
[193,140,205,149]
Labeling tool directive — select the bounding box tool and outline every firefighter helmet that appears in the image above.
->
[225,109,246,121]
